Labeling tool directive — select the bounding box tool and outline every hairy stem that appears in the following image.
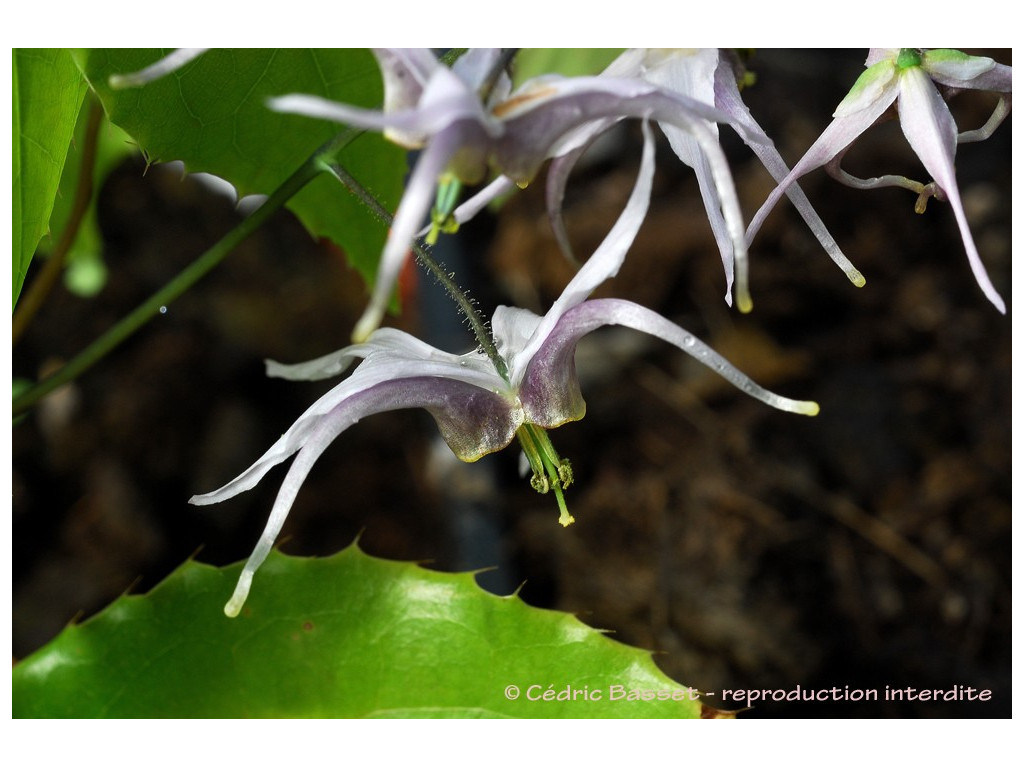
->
[324,160,509,383]
[12,128,361,417]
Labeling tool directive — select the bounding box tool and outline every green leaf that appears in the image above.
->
[13,544,703,718]
[40,99,136,298]
[513,49,625,87]
[73,49,406,294]
[12,49,89,309]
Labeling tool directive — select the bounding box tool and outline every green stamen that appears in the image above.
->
[516,424,575,527]
[426,175,463,245]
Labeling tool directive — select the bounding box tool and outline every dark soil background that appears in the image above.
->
[12,50,1012,717]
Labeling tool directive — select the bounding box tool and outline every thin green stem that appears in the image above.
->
[13,128,360,418]
[13,99,104,345]
[323,161,509,383]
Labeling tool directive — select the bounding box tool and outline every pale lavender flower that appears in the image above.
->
[191,124,818,617]
[747,48,1011,313]
[545,48,866,309]
[269,48,752,341]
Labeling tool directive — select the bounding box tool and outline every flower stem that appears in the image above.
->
[324,161,509,383]
[12,128,361,418]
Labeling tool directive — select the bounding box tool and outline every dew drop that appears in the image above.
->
[159,306,168,314]
[682,335,695,347]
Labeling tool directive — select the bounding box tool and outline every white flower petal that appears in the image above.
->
[747,81,898,252]
[897,68,1006,313]
[922,49,995,83]
[218,373,521,617]
[509,119,656,385]
[351,126,463,343]
[519,298,819,429]
[372,48,439,114]
[712,63,864,288]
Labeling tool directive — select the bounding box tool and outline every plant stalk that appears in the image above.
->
[13,128,360,417]
[324,160,509,382]
[13,99,104,345]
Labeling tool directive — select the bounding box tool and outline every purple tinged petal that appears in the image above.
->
[269,62,496,151]
[518,298,819,429]
[639,51,743,302]
[897,68,1007,313]
[351,125,465,343]
[712,60,865,287]
[927,60,1012,93]
[493,75,728,181]
[544,115,621,263]
[191,331,508,506]
[746,79,899,252]
[679,144,738,303]
[508,119,657,385]
[545,144,589,262]
[372,48,439,115]
[214,374,522,616]
[451,48,503,91]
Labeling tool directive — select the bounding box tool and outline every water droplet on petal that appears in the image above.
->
[682,335,695,347]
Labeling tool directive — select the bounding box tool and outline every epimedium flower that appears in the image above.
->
[543,48,866,308]
[267,47,757,341]
[190,123,819,617]
[746,48,1011,313]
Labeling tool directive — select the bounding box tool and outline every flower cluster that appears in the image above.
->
[269,47,758,337]
[115,49,1009,616]
[191,122,819,616]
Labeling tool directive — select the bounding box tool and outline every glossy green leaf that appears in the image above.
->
[13,544,703,718]
[74,49,406,293]
[12,49,88,309]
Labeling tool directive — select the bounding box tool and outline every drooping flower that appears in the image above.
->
[746,48,1011,313]
[544,48,866,307]
[191,123,819,617]
[268,48,756,340]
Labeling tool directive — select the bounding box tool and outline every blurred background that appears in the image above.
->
[12,49,1011,717]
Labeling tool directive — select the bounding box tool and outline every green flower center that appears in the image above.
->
[896,48,923,70]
